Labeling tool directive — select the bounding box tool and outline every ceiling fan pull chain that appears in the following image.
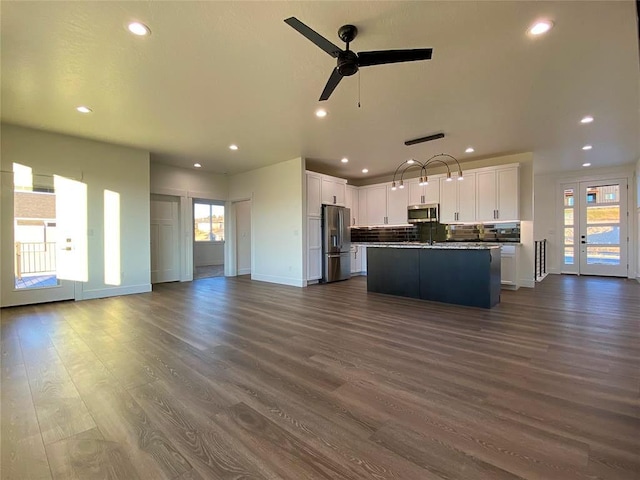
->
[358,70,361,108]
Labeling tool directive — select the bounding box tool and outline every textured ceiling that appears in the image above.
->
[1,1,638,181]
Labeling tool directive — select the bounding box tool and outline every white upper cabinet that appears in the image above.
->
[496,167,519,220]
[306,171,347,215]
[321,176,346,206]
[345,185,359,226]
[476,165,519,222]
[439,173,476,223]
[306,172,322,216]
[386,184,409,224]
[408,177,441,205]
[360,185,387,225]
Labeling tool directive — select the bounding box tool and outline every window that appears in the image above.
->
[194,202,224,241]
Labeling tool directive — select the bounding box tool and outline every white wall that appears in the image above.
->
[637,158,640,280]
[193,242,224,266]
[535,163,637,278]
[1,124,151,303]
[228,157,305,287]
[150,162,228,200]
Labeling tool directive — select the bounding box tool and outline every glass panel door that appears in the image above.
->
[1,164,85,307]
[562,186,578,274]
[579,180,628,277]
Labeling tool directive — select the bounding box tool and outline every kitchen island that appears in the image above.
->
[363,243,501,308]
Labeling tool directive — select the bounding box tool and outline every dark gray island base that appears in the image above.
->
[366,245,501,308]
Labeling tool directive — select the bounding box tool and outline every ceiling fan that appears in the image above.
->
[284,17,433,101]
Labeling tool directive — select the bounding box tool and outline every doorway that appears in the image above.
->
[561,178,628,277]
[193,200,225,279]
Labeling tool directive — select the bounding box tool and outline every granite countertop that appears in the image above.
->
[353,242,500,250]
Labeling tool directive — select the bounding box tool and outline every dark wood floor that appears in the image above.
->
[1,274,639,479]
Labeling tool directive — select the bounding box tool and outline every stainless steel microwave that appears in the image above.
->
[407,203,439,223]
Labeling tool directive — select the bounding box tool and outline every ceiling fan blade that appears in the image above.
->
[284,17,343,58]
[357,48,433,67]
[319,68,343,101]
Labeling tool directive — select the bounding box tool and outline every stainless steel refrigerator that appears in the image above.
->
[322,205,351,283]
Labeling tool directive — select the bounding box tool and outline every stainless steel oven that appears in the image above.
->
[407,203,439,223]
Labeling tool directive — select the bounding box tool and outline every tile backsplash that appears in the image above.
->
[350,222,521,243]
[447,222,521,242]
[350,226,419,243]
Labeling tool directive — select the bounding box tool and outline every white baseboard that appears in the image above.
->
[237,268,251,275]
[80,283,152,300]
[251,273,305,288]
[519,279,535,288]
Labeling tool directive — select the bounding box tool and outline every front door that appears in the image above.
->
[562,179,628,277]
[1,164,87,307]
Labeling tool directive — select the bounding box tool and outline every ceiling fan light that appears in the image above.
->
[446,172,453,182]
[458,170,464,180]
[407,159,415,164]
[398,180,404,189]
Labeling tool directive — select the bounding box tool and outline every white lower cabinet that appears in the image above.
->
[360,246,367,273]
[307,217,322,281]
[500,244,519,289]
[350,245,362,274]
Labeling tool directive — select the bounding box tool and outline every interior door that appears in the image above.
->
[1,167,86,307]
[579,180,628,276]
[561,179,628,277]
[150,194,180,284]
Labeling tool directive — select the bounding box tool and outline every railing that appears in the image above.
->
[15,242,56,279]
[534,239,547,282]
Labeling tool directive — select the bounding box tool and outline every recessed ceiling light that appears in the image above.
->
[582,163,591,167]
[465,147,474,153]
[193,163,202,168]
[582,145,592,150]
[362,168,369,174]
[407,159,415,164]
[127,22,151,36]
[341,157,349,163]
[76,106,92,113]
[528,20,553,36]
[229,144,238,150]
[580,115,594,124]
[315,108,327,118]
